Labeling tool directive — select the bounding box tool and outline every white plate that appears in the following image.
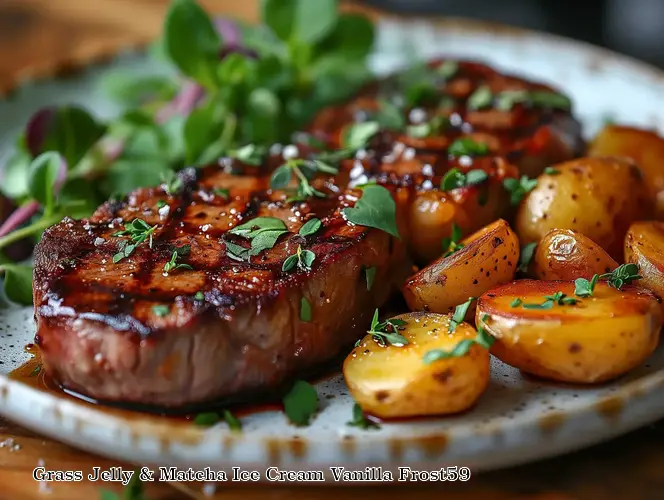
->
[2,17,664,476]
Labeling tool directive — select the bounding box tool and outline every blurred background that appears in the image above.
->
[2,0,664,92]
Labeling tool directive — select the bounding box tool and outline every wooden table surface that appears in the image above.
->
[1,1,664,499]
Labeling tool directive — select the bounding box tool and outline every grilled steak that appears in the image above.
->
[32,59,584,408]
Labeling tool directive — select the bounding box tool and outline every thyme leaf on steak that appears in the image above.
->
[282,245,316,272]
[441,222,464,257]
[503,175,537,206]
[298,218,322,237]
[364,266,377,291]
[422,314,494,364]
[448,137,490,157]
[441,167,489,191]
[300,296,313,322]
[361,309,409,347]
[342,185,400,238]
[161,170,183,196]
[347,403,380,430]
[163,245,193,273]
[406,114,449,138]
[112,218,158,263]
[494,90,571,111]
[270,158,337,202]
[226,216,289,259]
[283,380,318,426]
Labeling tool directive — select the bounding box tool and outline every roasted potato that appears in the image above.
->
[403,219,519,314]
[589,125,664,219]
[515,157,652,261]
[477,280,662,383]
[344,312,490,418]
[407,180,512,263]
[532,229,618,281]
[625,221,664,304]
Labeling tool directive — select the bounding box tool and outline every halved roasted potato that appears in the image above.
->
[477,280,662,383]
[589,125,664,219]
[515,156,652,260]
[344,312,490,418]
[403,219,519,314]
[625,221,664,304]
[532,229,618,281]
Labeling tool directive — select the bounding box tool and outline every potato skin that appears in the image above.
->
[477,280,662,383]
[624,221,664,305]
[515,157,652,261]
[532,229,618,281]
[589,125,664,219]
[343,312,490,418]
[403,219,519,314]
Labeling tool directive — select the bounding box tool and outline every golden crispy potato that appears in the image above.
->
[344,312,490,418]
[624,221,664,304]
[532,229,618,281]
[589,125,664,219]
[403,219,519,314]
[515,157,652,261]
[477,280,662,383]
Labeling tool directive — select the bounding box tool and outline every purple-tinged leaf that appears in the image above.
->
[25,108,56,158]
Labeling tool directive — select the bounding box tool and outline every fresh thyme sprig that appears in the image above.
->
[112,218,158,263]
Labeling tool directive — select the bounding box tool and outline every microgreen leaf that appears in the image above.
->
[164,0,221,88]
[263,0,338,44]
[283,380,318,426]
[449,297,476,333]
[518,242,537,273]
[300,296,312,322]
[510,298,522,308]
[364,266,376,291]
[27,152,63,215]
[163,245,193,273]
[467,86,493,110]
[282,245,315,272]
[343,185,400,238]
[0,264,33,305]
[503,176,537,206]
[342,121,380,150]
[299,218,322,237]
[347,403,380,430]
[574,276,597,297]
[448,138,489,157]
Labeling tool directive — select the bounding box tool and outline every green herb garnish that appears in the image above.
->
[223,410,242,432]
[422,314,494,364]
[574,274,599,297]
[494,90,571,111]
[518,242,537,273]
[510,298,523,308]
[163,245,192,273]
[441,222,464,257]
[448,138,489,157]
[343,185,400,238]
[521,291,577,310]
[362,309,409,347]
[152,305,170,317]
[342,121,380,150]
[467,85,493,110]
[270,157,338,201]
[112,218,158,263]
[503,175,537,205]
[227,217,289,259]
[161,170,183,195]
[299,218,322,237]
[282,245,316,272]
[364,266,377,291]
[406,115,448,138]
[347,403,380,430]
[193,412,220,427]
[300,296,312,322]
[544,167,560,175]
[194,291,205,301]
[602,263,641,290]
[441,167,489,191]
[283,380,318,426]
[448,297,477,333]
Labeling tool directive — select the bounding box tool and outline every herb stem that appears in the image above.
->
[0,213,63,251]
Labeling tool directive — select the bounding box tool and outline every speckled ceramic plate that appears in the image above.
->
[2,17,664,476]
